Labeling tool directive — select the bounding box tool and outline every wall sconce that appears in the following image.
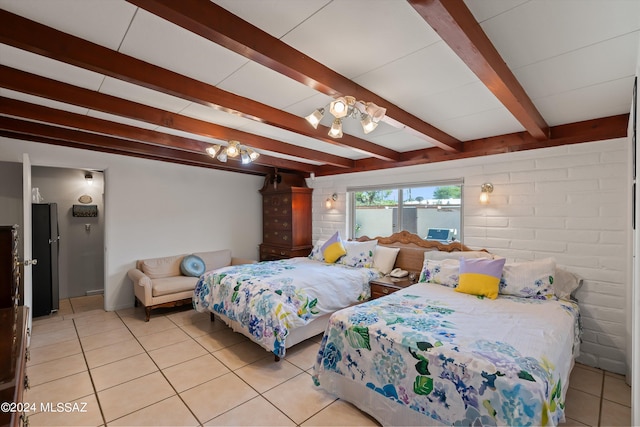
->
[325,193,338,209]
[479,183,493,204]
[85,172,93,186]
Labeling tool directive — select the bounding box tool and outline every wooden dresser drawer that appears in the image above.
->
[369,277,414,300]
[260,245,311,261]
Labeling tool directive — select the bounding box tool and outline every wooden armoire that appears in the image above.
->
[259,172,313,261]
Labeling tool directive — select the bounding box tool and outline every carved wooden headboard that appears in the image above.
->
[356,230,485,274]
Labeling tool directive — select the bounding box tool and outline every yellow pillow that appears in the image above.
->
[455,258,506,299]
[321,231,346,263]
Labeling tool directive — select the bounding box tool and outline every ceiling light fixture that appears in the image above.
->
[205,140,260,164]
[305,96,386,138]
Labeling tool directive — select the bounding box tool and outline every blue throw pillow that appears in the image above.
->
[180,254,206,277]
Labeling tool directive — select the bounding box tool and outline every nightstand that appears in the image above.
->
[369,276,415,300]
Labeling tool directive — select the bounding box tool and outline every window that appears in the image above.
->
[349,181,462,242]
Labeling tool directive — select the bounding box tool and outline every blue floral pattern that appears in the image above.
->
[313,283,580,426]
[193,257,380,357]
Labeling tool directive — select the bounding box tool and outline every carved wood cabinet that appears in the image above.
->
[0,225,29,426]
[260,174,313,261]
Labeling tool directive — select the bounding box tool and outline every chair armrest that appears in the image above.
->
[127,268,152,287]
[231,257,257,265]
[127,268,153,306]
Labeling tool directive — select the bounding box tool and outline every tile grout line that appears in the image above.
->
[109,309,204,426]
[72,313,109,427]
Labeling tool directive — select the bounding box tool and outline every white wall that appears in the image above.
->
[309,138,631,375]
[0,136,264,311]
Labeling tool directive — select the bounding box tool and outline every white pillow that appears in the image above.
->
[424,250,493,261]
[418,258,460,287]
[340,240,378,268]
[308,239,327,261]
[373,246,400,275]
[554,268,582,300]
[500,258,556,299]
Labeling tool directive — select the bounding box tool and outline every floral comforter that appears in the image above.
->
[193,257,380,357]
[312,283,580,426]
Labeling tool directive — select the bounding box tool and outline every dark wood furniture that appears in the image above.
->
[0,226,20,309]
[260,173,312,261]
[0,306,30,427]
[370,276,414,300]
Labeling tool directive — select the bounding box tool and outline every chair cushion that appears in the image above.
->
[141,255,185,279]
[193,249,232,271]
[152,276,198,297]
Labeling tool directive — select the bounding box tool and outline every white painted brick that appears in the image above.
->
[598,358,626,375]
[596,333,626,349]
[508,217,566,229]
[570,163,628,180]
[566,243,625,257]
[509,239,567,253]
[536,179,599,194]
[535,152,600,169]
[510,168,568,183]
[580,330,598,344]
[534,204,599,218]
[581,318,625,338]
[566,217,626,232]
[535,229,599,243]
[486,227,536,240]
[576,353,598,367]
[486,159,536,173]
[579,342,625,363]
[579,303,627,323]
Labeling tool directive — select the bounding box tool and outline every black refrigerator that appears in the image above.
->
[32,203,60,317]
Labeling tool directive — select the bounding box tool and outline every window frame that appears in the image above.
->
[347,179,464,241]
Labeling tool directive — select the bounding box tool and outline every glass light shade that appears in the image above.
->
[479,191,490,204]
[365,102,387,122]
[85,173,93,185]
[305,108,324,129]
[241,150,251,164]
[206,144,221,157]
[325,198,333,209]
[217,150,228,162]
[329,97,349,119]
[328,118,343,138]
[226,141,240,157]
[248,148,260,162]
[361,114,378,134]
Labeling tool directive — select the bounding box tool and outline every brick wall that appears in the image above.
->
[309,138,631,374]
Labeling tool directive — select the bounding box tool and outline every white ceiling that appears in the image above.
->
[1,0,639,172]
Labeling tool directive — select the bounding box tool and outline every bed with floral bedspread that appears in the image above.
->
[193,257,381,358]
[312,283,580,426]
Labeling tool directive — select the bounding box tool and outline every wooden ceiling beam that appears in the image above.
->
[409,0,550,141]
[126,0,462,153]
[0,65,350,169]
[0,116,274,175]
[0,9,398,162]
[0,96,315,173]
[314,114,628,176]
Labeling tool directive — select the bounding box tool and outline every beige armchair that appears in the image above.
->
[128,249,255,321]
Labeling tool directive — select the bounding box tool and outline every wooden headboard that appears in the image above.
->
[356,230,485,274]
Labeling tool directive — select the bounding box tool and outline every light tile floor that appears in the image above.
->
[24,296,632,426]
